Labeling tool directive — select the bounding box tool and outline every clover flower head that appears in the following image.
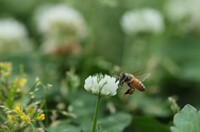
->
[84,74,119,96]
[165,0,200,33]
[35,4,87,39]
[121,8,164,35]
[0,18,32,54]
[35,5,86,56]
[0,18,27,41]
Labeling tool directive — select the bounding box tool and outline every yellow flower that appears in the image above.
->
[0,62,12,78]
[20,115,30,123]
[37,114,45,121]
[14,77,27,89]
[13,104,23,115]
[20,78,27,87]
[7,114,15,122]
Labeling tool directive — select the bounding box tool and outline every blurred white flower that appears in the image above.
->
[0,18,32,54]
[165,0,200,33]
[84,74,119,96]
[0,18,27,40]
[121,8,164,35]
[35,5,87,39]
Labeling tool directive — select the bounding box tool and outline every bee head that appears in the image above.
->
[118,72,128,86]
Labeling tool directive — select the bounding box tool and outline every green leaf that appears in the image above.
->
[99,112,132,132]
[171,104,200,132]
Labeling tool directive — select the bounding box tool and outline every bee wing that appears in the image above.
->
[134,72,151,82]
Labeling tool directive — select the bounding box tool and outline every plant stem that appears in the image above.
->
[30,123,35,132]
[92,94,101,132]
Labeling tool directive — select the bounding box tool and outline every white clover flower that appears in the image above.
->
[121,8,164,35]
[0,18,27,40]
[0,18,32,54]
[165,0,200,33]
[84,74,119,96]
[35,4,87,39]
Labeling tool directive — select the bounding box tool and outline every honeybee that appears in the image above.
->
[119,72,150,95]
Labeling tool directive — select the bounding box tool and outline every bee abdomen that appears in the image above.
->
[129,79,145,92]
[137,83,145,91]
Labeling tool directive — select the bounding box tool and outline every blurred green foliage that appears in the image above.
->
[1,0,200,131]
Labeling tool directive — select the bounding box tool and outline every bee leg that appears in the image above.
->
[124,88,135,95]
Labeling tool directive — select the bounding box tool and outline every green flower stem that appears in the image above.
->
[92,94,101,132]
[30,123,35,132]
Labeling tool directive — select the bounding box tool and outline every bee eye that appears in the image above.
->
[122,73,126,78]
